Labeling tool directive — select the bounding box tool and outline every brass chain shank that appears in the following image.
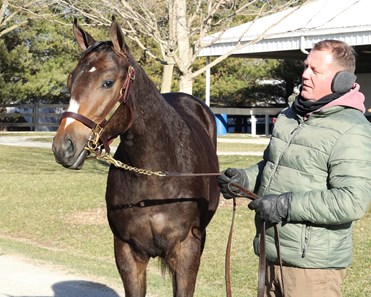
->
[97,152,167,176]
[85,140,166,177]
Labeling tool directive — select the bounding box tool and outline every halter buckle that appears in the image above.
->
[87,124,104,151]
[128,66,135,80]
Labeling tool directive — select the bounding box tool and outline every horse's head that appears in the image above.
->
[53,18,135,169]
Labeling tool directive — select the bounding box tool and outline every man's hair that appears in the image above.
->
[313,40,356,73]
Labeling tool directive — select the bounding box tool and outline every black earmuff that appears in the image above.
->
[331,71,357,93]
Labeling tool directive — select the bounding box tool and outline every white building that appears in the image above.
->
[199,0,371,134]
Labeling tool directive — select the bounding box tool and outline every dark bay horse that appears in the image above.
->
[52,18,220,297]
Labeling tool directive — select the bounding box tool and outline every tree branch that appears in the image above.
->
[192,1,307,79]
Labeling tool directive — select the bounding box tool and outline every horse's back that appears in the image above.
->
[162,92,217,146]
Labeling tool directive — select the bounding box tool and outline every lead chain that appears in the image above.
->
[86,145,167,177]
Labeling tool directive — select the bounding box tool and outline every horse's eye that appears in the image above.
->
[102,80,114,88]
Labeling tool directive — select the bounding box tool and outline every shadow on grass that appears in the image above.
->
[53,280,122,297]
[9,280,122,297]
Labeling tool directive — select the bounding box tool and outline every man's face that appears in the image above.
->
[301,49,340,101]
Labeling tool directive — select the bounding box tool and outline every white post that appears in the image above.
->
[265,114,269,135]
[205,57,211,106]
[250,111,257,136]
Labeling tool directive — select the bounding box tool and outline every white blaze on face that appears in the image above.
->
[88,67,96,73]
[64,98,80,129]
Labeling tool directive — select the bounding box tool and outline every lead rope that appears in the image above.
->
[225,197,236,297]
[228,183,284,297]
[274,225,285,296]
[258,222,266,297]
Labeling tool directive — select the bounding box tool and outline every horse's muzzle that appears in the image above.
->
[52,136,88,170]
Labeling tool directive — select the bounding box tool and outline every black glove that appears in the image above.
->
[217,168,249,199]
[248,192,292,224]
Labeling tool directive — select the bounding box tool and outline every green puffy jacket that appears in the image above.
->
[244,87,371,268]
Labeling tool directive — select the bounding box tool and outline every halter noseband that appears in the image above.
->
[60,63,135,154]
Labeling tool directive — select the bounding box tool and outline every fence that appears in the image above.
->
[0,102,67,131]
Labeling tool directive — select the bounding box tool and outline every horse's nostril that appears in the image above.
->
[53,136,75,161]
[66,138,74,154]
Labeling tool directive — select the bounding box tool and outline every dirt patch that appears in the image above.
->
[66,208,107,225]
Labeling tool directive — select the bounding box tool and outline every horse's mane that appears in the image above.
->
[80,41,113,60]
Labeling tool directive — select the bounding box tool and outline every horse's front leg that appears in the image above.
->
[114,236,149,297]
[168,227,204,297]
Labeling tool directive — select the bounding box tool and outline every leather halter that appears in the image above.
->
[60,64,135,154]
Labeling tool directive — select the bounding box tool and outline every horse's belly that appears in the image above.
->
[108,207,199,257]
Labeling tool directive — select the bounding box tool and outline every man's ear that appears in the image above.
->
[331,71,357,93]
[73,18,96,50]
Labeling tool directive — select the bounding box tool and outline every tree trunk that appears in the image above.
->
[160,62,174,93]
[179,74,193,95]
[175,0,193,95]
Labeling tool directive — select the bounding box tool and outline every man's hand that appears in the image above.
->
[217,168,249,199]
[248,193,292,224]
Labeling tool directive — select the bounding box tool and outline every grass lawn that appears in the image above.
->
[0,134,369,296]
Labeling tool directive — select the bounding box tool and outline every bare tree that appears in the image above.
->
[0,0,55,38]
[1,0,26,37]
[55,0,309,94]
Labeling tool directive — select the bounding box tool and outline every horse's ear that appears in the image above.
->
[109,16,127,54]
[73,18,96,50]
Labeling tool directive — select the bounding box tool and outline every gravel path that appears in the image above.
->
[0,253,123,297]
[0,135,52,149]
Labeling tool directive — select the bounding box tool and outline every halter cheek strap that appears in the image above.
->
[60,65,135,154]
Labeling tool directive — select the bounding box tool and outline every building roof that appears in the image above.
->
[199,0,371,70]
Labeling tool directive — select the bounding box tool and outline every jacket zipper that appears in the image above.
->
[302,225,311,258]
[291,119,305,135]
[290,119,311,258]
[264,121,305,195]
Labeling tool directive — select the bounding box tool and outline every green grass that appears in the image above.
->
[0,137,369,296]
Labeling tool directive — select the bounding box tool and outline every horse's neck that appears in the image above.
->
[119,66,180,161]
[129,66,176,131]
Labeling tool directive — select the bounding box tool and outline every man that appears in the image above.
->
[217,40,371,297]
